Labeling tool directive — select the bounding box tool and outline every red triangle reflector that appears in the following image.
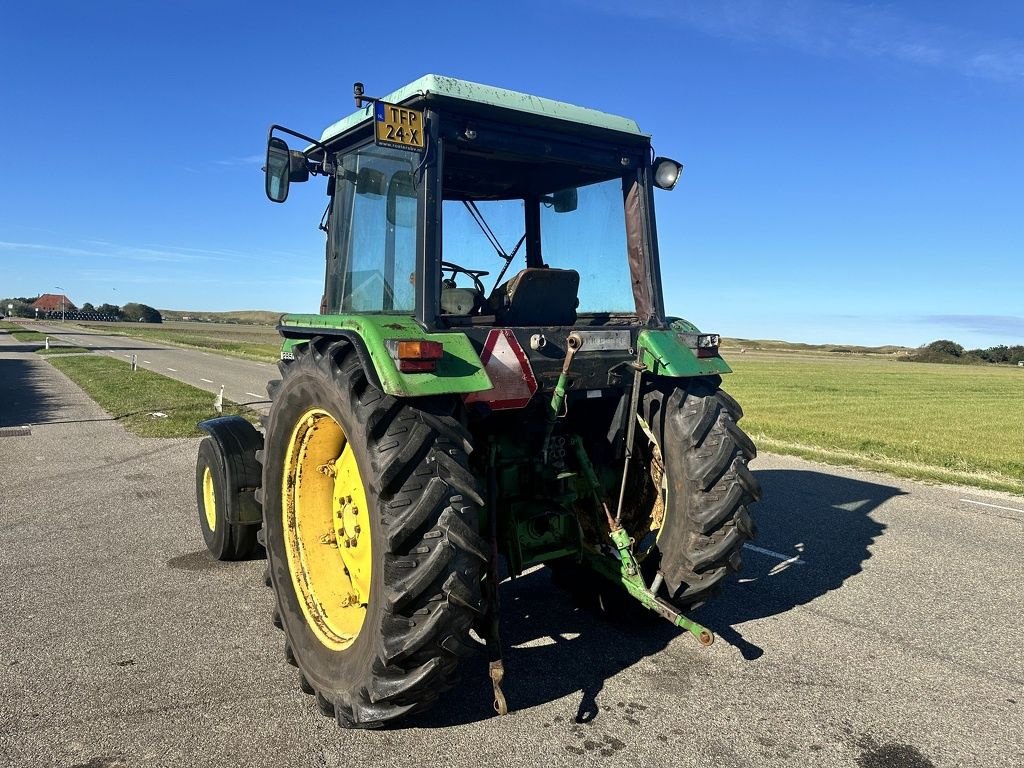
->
[464,329,537,410]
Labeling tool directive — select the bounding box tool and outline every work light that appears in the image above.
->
[652,157,683,190]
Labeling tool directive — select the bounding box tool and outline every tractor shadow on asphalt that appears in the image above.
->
[0,356,60,426]
[409,565,682,728]
[410,467,903,728]
[693,468,904,659]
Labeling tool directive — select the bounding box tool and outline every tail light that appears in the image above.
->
[387,339,443,373]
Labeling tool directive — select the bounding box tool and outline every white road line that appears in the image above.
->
[143,360,151,364]
[166,367,177,372]
[245,392,262,399]
[200,378,214,383]
[255,363,268,367]
[743,543,806,566]
[961,499,1024,514]
[123,354,130,358]
[201,352,210,356]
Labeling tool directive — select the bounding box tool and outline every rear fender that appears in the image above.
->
[278,314,492,398]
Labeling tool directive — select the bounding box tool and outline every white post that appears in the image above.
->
[131,354,137,371]
[214,385,224,414]
[45,337,50,350]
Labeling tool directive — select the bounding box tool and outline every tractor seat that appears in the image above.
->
[488,267,580,326]
[440,286,482,316]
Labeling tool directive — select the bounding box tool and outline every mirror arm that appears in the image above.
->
[267,123,336,177]
[267,124,328,154]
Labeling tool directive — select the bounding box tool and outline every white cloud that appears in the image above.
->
[0,240,226,264]
[585,0,1024,83]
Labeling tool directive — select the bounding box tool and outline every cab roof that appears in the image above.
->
[318,74,649,146]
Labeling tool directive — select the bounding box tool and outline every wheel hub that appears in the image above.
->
[202,466,217,532]
[282,408,372,651]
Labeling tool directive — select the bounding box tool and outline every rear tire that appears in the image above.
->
[195,437,260,561]
[641,376,761,608]
[259,337,487,728]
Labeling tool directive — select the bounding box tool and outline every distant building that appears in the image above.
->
[31,293,77,313]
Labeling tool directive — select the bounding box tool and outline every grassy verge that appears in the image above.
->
[725,355,1024,495]
[47,355,256,437]
[4,320,91,352]
[0,320,46,344]
[37,346,90,355]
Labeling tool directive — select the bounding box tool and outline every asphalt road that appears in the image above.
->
[26,320,277,415]
[0,330,1022,768]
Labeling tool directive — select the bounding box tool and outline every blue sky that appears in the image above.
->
[1,1,1021,347]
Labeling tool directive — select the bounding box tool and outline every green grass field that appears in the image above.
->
[47,355,254,437]
[158,309,283,325]
[68,321,281,362]
[724,354,1024,494]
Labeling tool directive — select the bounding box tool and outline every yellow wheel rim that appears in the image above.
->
[282,408,372,652]
[202,466,217,532]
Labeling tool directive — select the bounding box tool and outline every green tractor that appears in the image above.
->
[195,75,761,728]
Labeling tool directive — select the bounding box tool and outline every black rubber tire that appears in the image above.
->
[195,437,260,561]
[641,376,762,608]
[258,336,487,728]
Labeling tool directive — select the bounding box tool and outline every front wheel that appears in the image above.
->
[195,437,260,560]
[259,337,487,728]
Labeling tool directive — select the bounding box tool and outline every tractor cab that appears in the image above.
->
[264,75,684,334]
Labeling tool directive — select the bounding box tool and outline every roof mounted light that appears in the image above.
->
[652,157,683,190]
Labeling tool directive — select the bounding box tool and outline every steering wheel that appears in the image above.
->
[440,261,489,295]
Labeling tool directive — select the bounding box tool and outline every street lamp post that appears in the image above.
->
[55,285,65,322]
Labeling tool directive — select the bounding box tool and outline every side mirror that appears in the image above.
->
[542,188,578,213]
[265,137,291,203]
[553,188,578,213]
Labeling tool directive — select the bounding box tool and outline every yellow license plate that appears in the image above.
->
[374,102,425,151]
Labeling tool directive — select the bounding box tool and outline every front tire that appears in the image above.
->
[195,437,260,560]
[259,337,487,727]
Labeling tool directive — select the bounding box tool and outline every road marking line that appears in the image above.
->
[166,367,177,372]
[256,363,268,367]
[245,392,262,399]
[123,354,130,358]
[143,360,151,364]
[960,499,1024,514]
[743,543,806,566]
[200,378,214,383]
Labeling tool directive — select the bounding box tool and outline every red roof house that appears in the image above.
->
[31,294,77,312]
